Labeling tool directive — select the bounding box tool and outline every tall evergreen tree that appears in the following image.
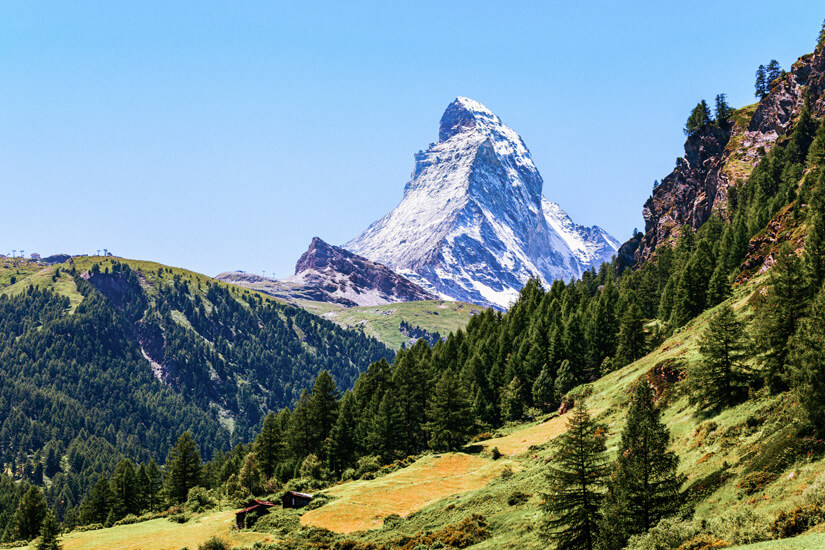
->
[532,364,556,411]
[254,412,283,480]
[326,391,359,475]
[684,100,712,136]
[615,302,645,368]
[541,404,609,550]
[790,284,825,436]
[599,382,682,548]
[755,64,767,98]
[692,305,750,408]
[12,486,47,541]
[36,509,61,550]
[714,93,732,126]
[369,387,404,462]
[755,243,808,391]
[426,370,473,451]
[766,59,782,84]
[805,176,825,291]
[164,432,202,504]
[309,370,340,454]
[109,459,138,520]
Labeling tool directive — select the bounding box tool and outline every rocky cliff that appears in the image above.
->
[627,45,825,267]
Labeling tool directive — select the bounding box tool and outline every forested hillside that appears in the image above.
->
[0,257,392,538]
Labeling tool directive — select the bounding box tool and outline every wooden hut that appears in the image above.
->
[281,490,313,509]
[235,499,275,529]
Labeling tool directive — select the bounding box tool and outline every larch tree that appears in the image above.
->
[164,431,202,504]
[599,382,682,549]
[692,304,750,408]
[541,403,609,550]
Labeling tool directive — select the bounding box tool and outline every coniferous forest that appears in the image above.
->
[4,15,825,550]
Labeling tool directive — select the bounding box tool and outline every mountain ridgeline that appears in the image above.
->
[345,97,619,309]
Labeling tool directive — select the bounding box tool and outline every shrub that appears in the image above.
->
[490,447,501,460]
[771,504,825,538]
[72,523,104,533]
[198,537,230,550]
[676,535,730,550]
[112,514,141,526]
[705,506,771,545]
[737,471,779,495]
[251,509,300,535]
[383,513,403,529]
[626,517,700,550]
[186,486,217,513]
[395,514,490,550]
[507,491,529,506]
[305,493,333,511]
[342,468,356,481]
[355,456,382,478]
[168,512,192,524]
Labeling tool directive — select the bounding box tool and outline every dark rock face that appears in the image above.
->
[635,124,732,262]
[624,47,825,266]
[289,237,437,306]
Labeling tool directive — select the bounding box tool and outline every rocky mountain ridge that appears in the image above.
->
[218,238,436,307]
[346,97,618,309]
[626,45,825,267]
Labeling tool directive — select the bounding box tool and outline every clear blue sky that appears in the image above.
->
[2,1,823,278]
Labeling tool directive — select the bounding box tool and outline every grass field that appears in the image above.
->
[22,510,273,550]
[301,452,515,533]
[318,300,479,349]
[475,414,571,457]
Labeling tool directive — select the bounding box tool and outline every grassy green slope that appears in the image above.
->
[317,299,480,349]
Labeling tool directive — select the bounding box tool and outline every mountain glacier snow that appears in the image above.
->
[345,97,619,309]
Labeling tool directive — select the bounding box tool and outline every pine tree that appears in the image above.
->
[714,93,732,126]
[807,118,825,166]
[755,243,808,392]
[426,370,473,451]
[805,177,825,291]
[238,453,262,494]
[766,59,782,84]
[599,382,682,548]
[554,359,578,403]
[369,388,404,462]
[755,65,767,99]
[532,364,556,411]
[392,351,428,453]
[692,305,750,408]
[164,431,202,504]
[684,100,712,136]
[326,391,359,475]
[109,459,138,520]
[541,404,609,550]
[79,478,112,525]
[790,284,825,436]
[615,302,645,368]
[501,376,524,421]
[309,370,340,455]
[36,509,61,550]
[12,486,48,541]
[287,389,314,459]
[706,261,730,306]
[255,412,283,480]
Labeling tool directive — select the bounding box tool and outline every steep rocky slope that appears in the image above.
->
[218,237,436,307]
[628,45,825,266]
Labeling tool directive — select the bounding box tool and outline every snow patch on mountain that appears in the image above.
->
[346,97,618,309]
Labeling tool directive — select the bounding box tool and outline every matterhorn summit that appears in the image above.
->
[346,97,618,309]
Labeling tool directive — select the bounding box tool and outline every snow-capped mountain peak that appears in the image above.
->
[346,97,618,309]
